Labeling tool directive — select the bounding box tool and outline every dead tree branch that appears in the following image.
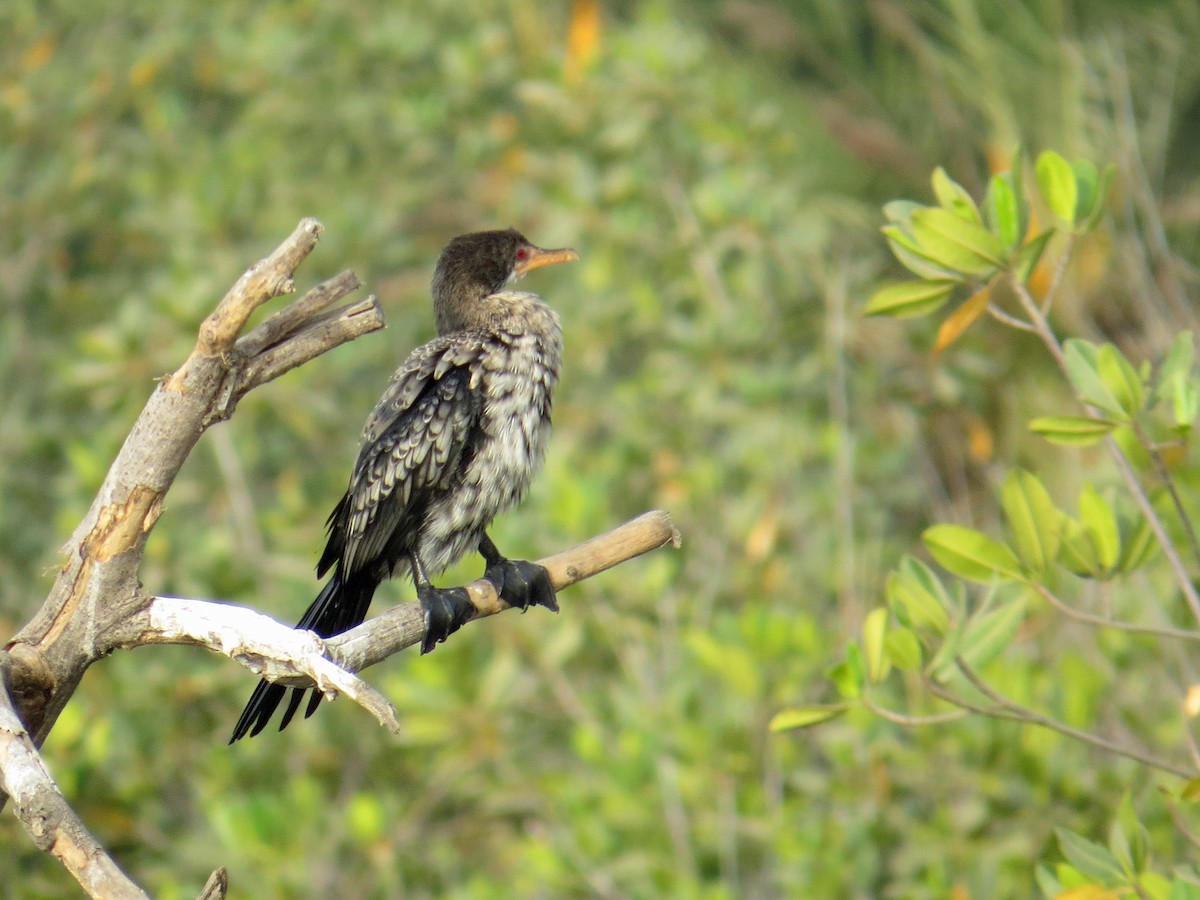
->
[102,511,679,714]
[0,660,148,899]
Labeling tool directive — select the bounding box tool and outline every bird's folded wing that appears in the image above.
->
[321,336,488,578]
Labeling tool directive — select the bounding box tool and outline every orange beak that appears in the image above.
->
[514,245,579,278]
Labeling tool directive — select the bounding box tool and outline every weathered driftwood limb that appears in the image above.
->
[4,218,383,748]
[102,510,679,712]
[0,660,149,900]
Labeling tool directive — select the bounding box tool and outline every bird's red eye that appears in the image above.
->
[516,247,529,260]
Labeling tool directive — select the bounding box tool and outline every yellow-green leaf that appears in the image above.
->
[1014,230,1053,284]
[983,171,1021,248]
[884,628,923,671]
[959,597,1025,670]
[1036,150,1077,224]
[1000,469,1063,574]
[862,607,890,683]
[1058,517,1103,578]
[886,564,951,635]
[1079,485,1120,571]
[1055,827,1125,885]
[923,524,1024,583]
[769,704,850,732]
[910,207,1006,276]
[931,166,982,223]
[865,279,956,318]
[1181,778,1200,803]
[1028,415,1117,446]
[1064,339,1126,417]
[1117,510,1159,573]
[1096,343,1145,418]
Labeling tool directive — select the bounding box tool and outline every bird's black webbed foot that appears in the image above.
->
[478,533,559,614]
[484,557,559,614]
[417,583,475,655]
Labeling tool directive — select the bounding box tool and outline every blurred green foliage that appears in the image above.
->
[2,0,1199,896]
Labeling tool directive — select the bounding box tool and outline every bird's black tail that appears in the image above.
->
[229,571,376,743]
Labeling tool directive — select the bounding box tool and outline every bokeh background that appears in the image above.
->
[3,1,1200,896]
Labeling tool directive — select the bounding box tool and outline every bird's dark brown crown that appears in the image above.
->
[434,229,527,298]
[430,228,576,334]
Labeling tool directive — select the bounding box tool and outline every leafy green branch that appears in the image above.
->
[774,151,1200,896]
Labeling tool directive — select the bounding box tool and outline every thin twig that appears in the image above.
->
[861,695,969,726]
[236,269,364,357]
[1130,420,1200,570]
[1010,271,1200,626]
[236,296,385,396]
[197,868,228,900]
[1039,233,1076,316]
[1163,791,1200,851]
[196,218,323,356]
[926,658,1194,779]
[1032,582,1200,640]
[986,303,1037,332]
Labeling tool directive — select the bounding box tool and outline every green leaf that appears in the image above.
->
[1072,159,1099,227]
[1080,163,1117,232]
[1034,864,1063,899]
[862,607,890,683]
[1028,415,1118,446]
[884,628,922,671]
[346,793,386,842]
[1037,151,1078,224]
[923,524,1025,583]
[910,207,1006,276]
[884,229,968,280]
[828,642,865,699]
[983,171,1021,248]
[931,166,982,223]
[865,279,957,318]
[958,596,1025,670]
[1058,517,1103,578]
[1156,332,1198,431]
[1117,511,1159,574]
[1172,379,1199,434]
[1064,339,1126,416]
[769,704,850,732]
[886,559,951,634]
[1159,331,1195,387]
[1055,827,1125,885]
[927,622,964,684]
[1096,343,1146,418]
[1079,485,1120,571]
[1180,778,1200,803]
[1000,469,1063,574]
[1141,873,1171,900]
[882,199,924,222]
[1114,793,1149,875]
[1013,230,1053,283]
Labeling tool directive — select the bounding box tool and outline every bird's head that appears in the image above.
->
[431,228,577,333]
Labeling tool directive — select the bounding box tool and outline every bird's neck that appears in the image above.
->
[435,290,559,340]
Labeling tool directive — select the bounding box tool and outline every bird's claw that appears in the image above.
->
[418,585,475,654]
[484,559,559,614]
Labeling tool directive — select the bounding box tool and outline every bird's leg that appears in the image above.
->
[478,533,559,614]
[411,553,475,655]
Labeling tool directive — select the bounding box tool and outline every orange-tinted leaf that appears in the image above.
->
[565,0,602,84]
[934,283,991,352]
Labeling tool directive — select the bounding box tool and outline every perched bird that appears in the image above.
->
[230,228,577,742]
